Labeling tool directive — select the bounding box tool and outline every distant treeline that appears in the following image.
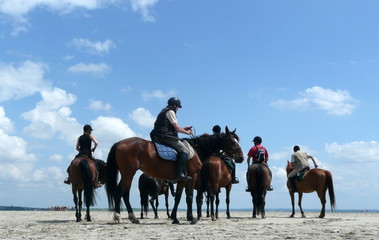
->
[0,206,48,211]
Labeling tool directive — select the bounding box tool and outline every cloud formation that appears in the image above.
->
[141,89,176,101]
[0,61,50,101]
[129,107,155,128]
[71,38,116,55]
[68,62,111,75]
[325,141,379,163]
[272,86,358,116]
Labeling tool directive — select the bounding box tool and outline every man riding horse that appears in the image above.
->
[150,97,193,180]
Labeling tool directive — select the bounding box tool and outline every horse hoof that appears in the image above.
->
[132,219,140,224]
[172,219,180,224]
[289,215,294,218]
[190,219,198,225]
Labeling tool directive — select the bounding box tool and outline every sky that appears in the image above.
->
[0,0,378,212]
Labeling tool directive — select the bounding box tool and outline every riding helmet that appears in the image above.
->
[252,136,262,144]
[83,124,93,132]
[167,97,182,108]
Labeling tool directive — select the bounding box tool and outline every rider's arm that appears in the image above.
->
[247,156,251,167]
[172,123,192,135]
[307,154,318,168]
[91,135,98,152]
[75,137,80,151]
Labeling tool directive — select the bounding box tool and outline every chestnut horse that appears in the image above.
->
[69,156,106,222]
[105,126,243,224]
[138,173,176,219]
[286,161,336,218]
[196,154,242,221]
[247,163,272,218]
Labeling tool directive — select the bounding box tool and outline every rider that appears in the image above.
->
[212,125,239,184]
[288,145,318,192]
[150,97,193,180]
[64,124,101,187]
[246,136,273,191]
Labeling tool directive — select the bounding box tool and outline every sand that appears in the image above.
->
[0,210,378,239]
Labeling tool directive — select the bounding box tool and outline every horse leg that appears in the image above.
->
[86,205,91,222]
[225,185,231,219]
[185,186,196,224]
[73,191,81,222]
[165,191,171,218]
[317,190,327,218]
[150,196,159,219]
[122,190,140,224]
[210,191,215,221]
[206,191,210,217]
[196,190,203,220]
[251,191,257,218]
[171,182,184,224]
[261,191,266,219]
[298,192,305,218]
[140,192,147,219]
[215,191,220,219]
[289,190,295,218]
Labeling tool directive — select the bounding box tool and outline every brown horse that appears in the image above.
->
[286,161,336,218]
[69,156,106,222]
[247,163,272,218]
[196,154,242,221]
[138,173,176,219]
[105,126,243,224]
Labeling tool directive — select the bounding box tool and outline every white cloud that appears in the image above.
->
[90,116,137,159]
[71,38,116,55]
[0,0,159,34]
[22,87,80,143]
[325,141,379,163]
[89,99,112,111]
[0,106,14,133]
[0,60,50,101]
[141,89,176,101]
[49,154,63,163]
[68,62,111,76]
[130,0,158,22]
[129,107,155,128]
[271,86,358,116]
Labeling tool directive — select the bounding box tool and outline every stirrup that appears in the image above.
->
[176,174,192,181]
[245,187,251,192]
[267,185,273,191]
[232,177,239,184]
[64,178,70,185]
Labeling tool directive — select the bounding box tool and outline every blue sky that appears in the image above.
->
[0,0,378,212]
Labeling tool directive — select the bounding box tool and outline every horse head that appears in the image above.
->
[222,126,244,163]
[286,160,293,174]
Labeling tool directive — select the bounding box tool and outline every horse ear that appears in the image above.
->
[232,128,236,134]
[225,126,230,134]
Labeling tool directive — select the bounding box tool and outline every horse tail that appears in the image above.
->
[138,175,149,216]
[79,159,96,207]
[326,170,336,212]
[200,159,210,193]
[254,165,264,215]
[105,141,120,210]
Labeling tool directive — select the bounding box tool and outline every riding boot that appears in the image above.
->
[231,167,239,184]
[175,152,192,181]
[290,177,297,192]
[64,166,70,184]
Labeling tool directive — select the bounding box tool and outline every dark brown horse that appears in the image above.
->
[138,173,176,219]
[69,156,106,222]
[196,154,242,221]
[286,161,336,218]
[105,126,243,224]
[247,163,272,218]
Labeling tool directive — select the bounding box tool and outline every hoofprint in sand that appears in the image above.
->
[0,210,378,239]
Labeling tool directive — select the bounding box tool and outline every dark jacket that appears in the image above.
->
[77,134,92,158]
[150,106,178,140]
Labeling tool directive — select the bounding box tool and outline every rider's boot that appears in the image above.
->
[64,177,70,185]
[231,167,239,184]
[175,152,192,181]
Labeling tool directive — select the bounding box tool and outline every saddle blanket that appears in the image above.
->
[153,140,195,161]
[295,167,310,181]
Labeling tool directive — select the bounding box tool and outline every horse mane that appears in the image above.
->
[184,134,223,160]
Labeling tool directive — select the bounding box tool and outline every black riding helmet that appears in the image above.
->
[167,97,182,108]
[252,136,262,144]
[83,124,93,132]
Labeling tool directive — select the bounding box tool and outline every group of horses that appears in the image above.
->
[68,126,336,223]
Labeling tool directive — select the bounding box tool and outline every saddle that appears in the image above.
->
[293,167,310,181]
[153,140,195,161]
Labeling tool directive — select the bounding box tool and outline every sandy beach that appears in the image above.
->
[0,210,378,240]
